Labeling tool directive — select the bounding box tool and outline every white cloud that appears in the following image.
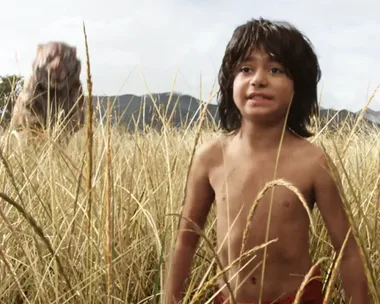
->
[1,0,380,111]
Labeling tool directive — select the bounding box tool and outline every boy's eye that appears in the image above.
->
[270,67,283,74]
[240,67,252,73]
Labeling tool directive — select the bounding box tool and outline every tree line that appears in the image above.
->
[0,74,24,126]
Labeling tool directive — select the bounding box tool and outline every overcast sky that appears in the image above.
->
[2,0,380,111]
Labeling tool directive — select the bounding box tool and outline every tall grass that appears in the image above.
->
[0,38,379,303]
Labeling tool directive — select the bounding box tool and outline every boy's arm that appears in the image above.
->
[165,143,215,304]
[313,151,370,304]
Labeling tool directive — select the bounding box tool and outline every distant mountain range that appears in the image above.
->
[92,92,380,131]
[92,92,219,131]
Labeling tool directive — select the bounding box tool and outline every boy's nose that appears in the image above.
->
[249,70,268,87]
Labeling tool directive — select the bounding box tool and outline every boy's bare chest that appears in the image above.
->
[209,158,314,217]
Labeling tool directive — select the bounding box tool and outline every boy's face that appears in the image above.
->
[232,47,294,124]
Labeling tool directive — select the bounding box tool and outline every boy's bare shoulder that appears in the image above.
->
[295,138,330,173]
[193,134,230,168]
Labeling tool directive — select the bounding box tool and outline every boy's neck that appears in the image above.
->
[236,119,293,152]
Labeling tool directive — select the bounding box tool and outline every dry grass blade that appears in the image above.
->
[0,192,73,295]
[0,140,26,208]
[83,21,94,302]
[240,178,318,257]
[167,213,239,304]
[83,21,93,232]
[191,238,278,303]
[257,93,292,303]
[105,97,113,303]
[323,228,352,303]
[293,257,328,304]
[236,177,319,302]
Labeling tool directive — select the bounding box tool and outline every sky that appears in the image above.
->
[2,0,380,112]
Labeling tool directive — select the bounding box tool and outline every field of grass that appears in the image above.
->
[0,101,379,304]
[0,33,379,304]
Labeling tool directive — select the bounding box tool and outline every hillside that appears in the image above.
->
[92,92,380,131]
[92,92,220,131]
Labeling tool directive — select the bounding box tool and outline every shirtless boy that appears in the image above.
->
[165,18,370,304]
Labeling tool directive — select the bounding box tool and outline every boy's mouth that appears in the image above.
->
[246,92,275,106]
[247,92,274,100]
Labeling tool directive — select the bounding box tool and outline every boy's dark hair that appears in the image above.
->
[217,17,321,138]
